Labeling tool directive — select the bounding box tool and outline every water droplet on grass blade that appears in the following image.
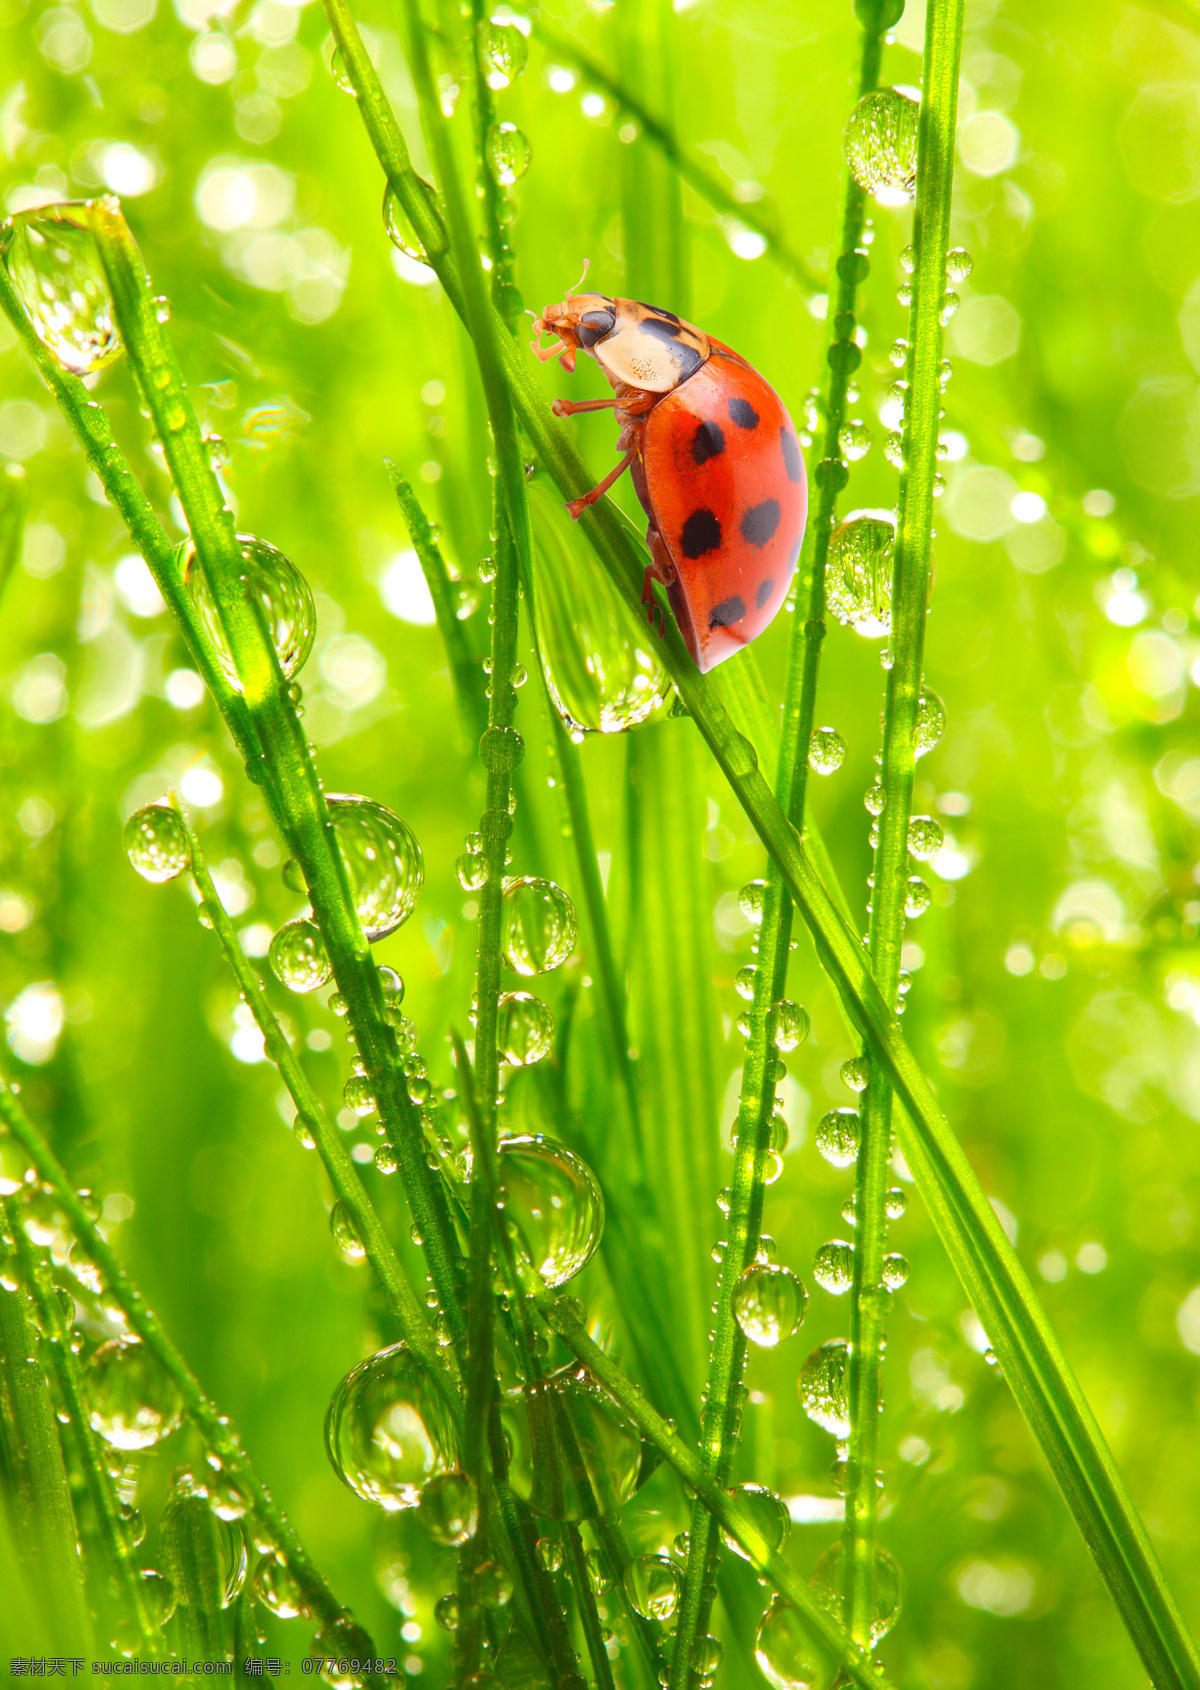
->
[907,814,944,860]
[722,1482,790,1562]
[905,877,931,918]
[827,510,895,637]
[733,1263,806,1347]
[841,1055,869,1092]
[773,1000,809,1051]
[488,123,531,184]
[498,991,554,1066]
[479,18,528,85]
[325,1341,457,1511]
[254,1551,307,1618]
[501,877,577,974]
[816,1108,860,1168]
[882,1251,909,1289]
[4,202,123,374]
[87,1335,183,1451]
[915,687,946,757]
[330,1200,366,1262]
[269,917,331,992]
[797,1338,851,1438]
[503,1364,641,1520]
[735,964,759,1001]
[810,1540,902,1644]
[808,726,845,775]
[946,246,973,284]
[838,418,873,461]
[327,795,423,941]
[812,1239,854,1294]
[624,1554,680,1621]
[417,1470,478,1546]
[886,1186,907,1219]
[182,534,315,689]
[844,87,921,204]
[755,1595,831,1690]
[124,804,190,883]
[497,1135,602,1288]
[739,880,766,922]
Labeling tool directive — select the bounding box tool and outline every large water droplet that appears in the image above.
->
[882,1251,909,1290]
[488,123,531,185]
[722,1482,790,1562]
[904,876,931,918]
[479,18,528,86]
[4,202,123,374]
[844,87,921,205]
[773,1000,809,1052]
[907,814,944,861]
[807,727,846,776]
[497,1135,603,1289]
[325,1341,458,1511]
[812,1239,854,1295]
[501,877,577,975]
[269,917,332,993]
[838,418,873,461]
[841,1055,869,1093]
[815,1108,860,1169]
[732,1263,806,1348]
[254,1551,307,1619]
[754,1596,831,1690]
[827,510,895,638]
[502,1363,640,1520]
[915,687,946,757]
[797,1338,851,1438]
[86,1336,184,1451]
[498,991,554,1066]
[623,1554,680,1621]
[330,1200,366,1262]
[383,186,428,264]
[526,477,674,735]
[810,1540,903,1645]
[946,246,973,284]
[327,794,423,941]
[124,804,190,883]
[417,1470,478,1546]
[182,534,315,690]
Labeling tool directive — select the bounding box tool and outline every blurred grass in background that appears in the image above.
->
[3,0,1200,1682]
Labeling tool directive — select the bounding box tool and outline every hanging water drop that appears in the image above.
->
[755,1595,831,1690]
[810,1541,902,1645]
[907,814,944,861]
[330,1200,366,1262]
[623,1554,680,1622]
[722,1482,791,1562]
[915,687,946,757]
[946,246,973,284]
[841,1055,869,1092]
[837,419,873,461]
[488,123,531,185]
[182,534,315,688]
[479,17,528,84]
[325,1341,457,1511]
[904,877,931,918]
[739,880,766,923]
[124,804,191,884]
[864,780,886,817]
[417,1470,478,1546]
[502,1363,641,1520]
[497,1135,603,1288]
[254,1552,307,1618]
[882,1251,909,1290]
[807,726,846,776]
[827,510,895,637]
[797,1338,851,1438]
[812,1239,855,1295]
[772,1000,809,1052]
[815,1108,859,1169]
[327,794,423,940]
[86,1336,183,1451]
[735,964,759,1001]
[500,877,577,974]
[498,991,554,1067]
[732,1263,806,1348]
[885,1186,907,1220]
[269,918,332,993]
[843,87,921,204]
[3,202,123,374]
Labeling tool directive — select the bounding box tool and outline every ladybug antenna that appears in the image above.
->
[565,258,590,300]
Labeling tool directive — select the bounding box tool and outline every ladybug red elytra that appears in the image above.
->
[532,269,807,673]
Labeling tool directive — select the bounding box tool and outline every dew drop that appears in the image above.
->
[269,918,332,993]
[826,510,895,637]
[807,727,846,776]
[382,186,428,263]
[472,1558,513,1609]
[500,877,577,975]
[498,991,554,1066]
[330,1200,366,1262]
[864,780,886,817]
[723,1482,790,1563]
[907,814,944,861]
[417,1470,478,1547]
[536,1536,563,1573]
[904,877,931,918]
[3,202,123,374]
[479,16,528,85]
[124,805,190,884]
[882,1251,909,1290]
[434,1592,458,1633]
[843,87,921,205]
[754,1594,830,1690]
[797,1338,851,1438]
[885,1186,907,1220]
[624,1554,680,1621]
[457,850,488,891]
[488,122,531,185]
[497,1135,603,1288]
[772,1000,809,1052]
[841,1055,869,1093]
[812,1239,855,1295]
[739,880,767,923]
[86,1336,183,1451]
[343,1075,376,1116]
[181,533,315,689]
[327,794,423,941]
[815,1108,860,1169]
[735,964,759,1002]
[945,246,973,284]
[324,1341,458,1511]
[915,687,946,757]
[837,418,873,461]
[502,1363,641,1521]
[810,1540,902,1645]
[254,1551,307,1619]
[732,1263,806,1348]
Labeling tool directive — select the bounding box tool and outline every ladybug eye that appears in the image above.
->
[576,309,616,348]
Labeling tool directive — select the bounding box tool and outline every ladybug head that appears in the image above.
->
[531,263,617,371]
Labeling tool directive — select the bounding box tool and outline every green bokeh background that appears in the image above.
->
[3,0,1200,1682]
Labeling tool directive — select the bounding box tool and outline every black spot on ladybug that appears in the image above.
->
[577,309,616,349]
[728,397,760,430]
[709,595,746,629]
[756,577,775,609]
[638,316,703,375]
[780,427,804,484]
[692,420,726,464]
[740,498,781,548]
[637,303,681,324]
[680,508,722,559]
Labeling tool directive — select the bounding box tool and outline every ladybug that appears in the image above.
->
[531,269,807,673]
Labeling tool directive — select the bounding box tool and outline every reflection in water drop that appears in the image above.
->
[808,727,846,775]
[325,1341,458,1511]
[488,123,531,185]
[327,794,423,941]
[797,1338,851,1438]
[124,805,190,884]
[624,1553,680,1621]
[844,87,921,205]
[502,1363,641,1520]
[732,1263,806,1347]
[722,1482,791,1562]
[498,991,554,1066]
[86,1335,183,1451]
[754,1596,831,1690]
[827,510,895,637]
[269,917,331,993]
[4,202,123,374]
[182,533,315,689]
[500,877,577,975]
[810,1539,903,1645]
[497,1135,603,1288]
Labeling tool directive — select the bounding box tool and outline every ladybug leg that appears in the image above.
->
[551,396,624,418]
[641,567,665,637]
[564,449,636,520]
[642,525,677,639]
